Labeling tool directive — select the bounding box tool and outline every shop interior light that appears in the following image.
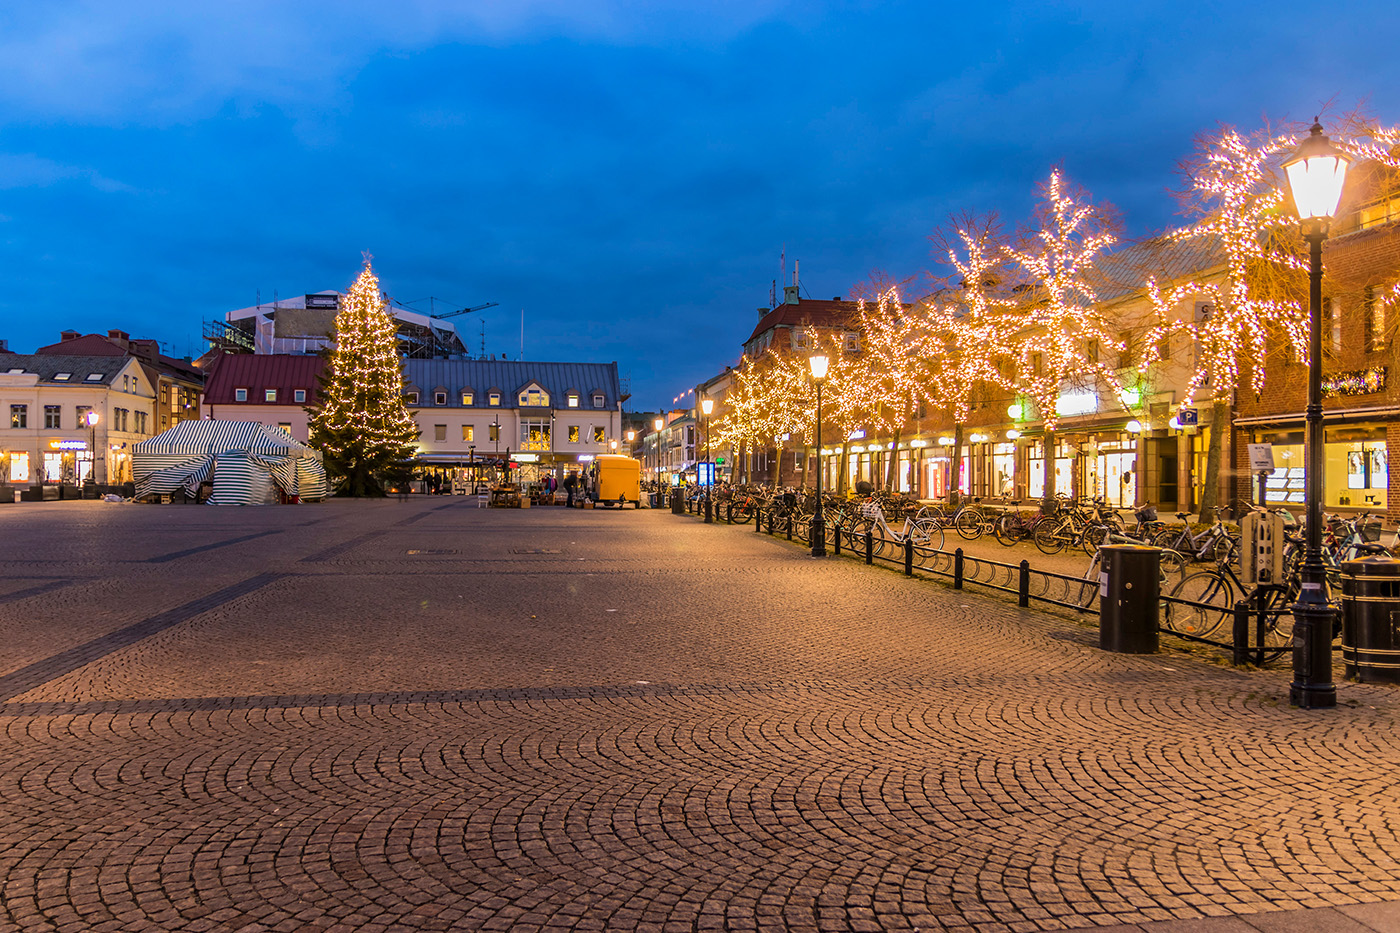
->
[937,436,955,446]
[909,439,928,448]
[969,433,989,443]
[1125,420,1142,433]
[1168,416,1182,430]
[850,445,866,453]
[1006,429,1021,440]
[1119,386,1141,406]
[1007,402,1023,420]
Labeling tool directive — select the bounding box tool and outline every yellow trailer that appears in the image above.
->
[590,454,641,508]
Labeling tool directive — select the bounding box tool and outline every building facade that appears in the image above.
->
[200,354,325,442]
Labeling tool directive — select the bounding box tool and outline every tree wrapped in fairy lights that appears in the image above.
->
[308,258,421,497]
[851,282,931,490]
[1004,169,1124,506]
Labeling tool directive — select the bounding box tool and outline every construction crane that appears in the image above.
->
[430,300,499,320]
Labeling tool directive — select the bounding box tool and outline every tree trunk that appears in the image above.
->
[1197,398,1229,523]
[949,423,964,507]
[885,427,902,490]
[1042,429,1057,514]
[838,442,850,495]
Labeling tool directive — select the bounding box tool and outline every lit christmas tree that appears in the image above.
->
[308,258,421,497]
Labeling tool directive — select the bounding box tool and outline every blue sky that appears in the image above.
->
[2,1,1397,409]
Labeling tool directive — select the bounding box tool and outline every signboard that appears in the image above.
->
[697,461,716,486]
[1177,408,1199,426]
[513,452,539,462]
[304,293,339,309]
[1247,444,1276,472]
[669,473,681,487]
[48,440,87,450]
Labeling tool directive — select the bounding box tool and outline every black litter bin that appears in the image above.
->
[670,490,684,515]
[1099,544,1160,653]
[1341,556,1400,684]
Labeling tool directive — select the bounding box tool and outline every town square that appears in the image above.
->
[4,2,1400,931]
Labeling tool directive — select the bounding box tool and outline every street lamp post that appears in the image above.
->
[1282,119,1351,710]
[469,444,475,493]
[809,354,829,556]
[85,410,100,486]
[700,397,714,523]
[653,416,664,487]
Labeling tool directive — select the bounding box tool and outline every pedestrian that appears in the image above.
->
[564,471,577,507]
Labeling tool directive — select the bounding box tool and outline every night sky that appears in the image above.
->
[2,1,1397,410]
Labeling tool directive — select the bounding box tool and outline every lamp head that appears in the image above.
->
[700,398,713,416]
[808,354,829,380]
[85,410,99,426]
[626,430,635,441]
[653,417,664,431]
[1282,120,1351,222]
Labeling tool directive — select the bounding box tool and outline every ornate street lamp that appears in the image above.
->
[654,415,665,486]
[809,354,829,556]
[1282,119,1351,710]
[85,409,100,485]
[700,397,714,522]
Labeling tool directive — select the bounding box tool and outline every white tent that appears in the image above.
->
[132,421,328,505]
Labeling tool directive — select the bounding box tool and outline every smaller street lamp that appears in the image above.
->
[809,354,829,556]
[653,416,664,484]
[1282,119,1351,710]
[85,410,100,485]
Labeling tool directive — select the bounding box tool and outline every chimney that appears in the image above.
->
[108,329,130,341]
[60,330,80,341]
[783,285,800,305]
[757,307,769,319]
[0,339,8,352]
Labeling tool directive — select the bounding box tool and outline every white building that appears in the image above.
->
[210,291,468,359]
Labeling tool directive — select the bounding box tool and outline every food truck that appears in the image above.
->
[589,454,642,508]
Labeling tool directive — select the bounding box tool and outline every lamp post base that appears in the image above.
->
[1290,598,1338,709]
[810,517,826,558]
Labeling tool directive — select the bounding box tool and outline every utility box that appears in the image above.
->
[1241,511,1286,586]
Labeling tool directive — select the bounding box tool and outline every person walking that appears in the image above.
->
[564,472,577,508]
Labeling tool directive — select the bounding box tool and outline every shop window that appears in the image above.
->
[462,425,474,442]
[593,426,605,444]
[434,424,446,441]
[294,389,307,403]
[10,405,26,429]
[44,405,61,429]
[265,389,278,402]
[235,388,248,401]
[569,425,580,443]
[8,451,29,483]
[434,391,447,406]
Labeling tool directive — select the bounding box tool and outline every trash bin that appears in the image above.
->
[1340,556,1400,685]
[1099,544,1160,653]
[670,490,683,515]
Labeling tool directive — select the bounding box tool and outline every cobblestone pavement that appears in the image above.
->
[1,498,1399,933]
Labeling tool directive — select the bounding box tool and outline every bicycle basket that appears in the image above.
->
[859,500,882,519]
[783,492,797,508]
[1362,520,1383,543]
[1136,505,1158,522]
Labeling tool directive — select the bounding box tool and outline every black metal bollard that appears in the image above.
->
[865,531,873,565]
[904,538,914,576]
[833,525,841,556]
[954,548,964,589]
[704,497,713,524]
[726,502,733,523]
[1233,600,1251,666]
[1018,560,1030,607]
[786,514,793,541]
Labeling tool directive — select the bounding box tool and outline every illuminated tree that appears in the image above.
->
[1004,169,1124,506]
[851,283,930,489]
[308,258,421,497]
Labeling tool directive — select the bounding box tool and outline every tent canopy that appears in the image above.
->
[132,420,322,460]
[132,420,326,504]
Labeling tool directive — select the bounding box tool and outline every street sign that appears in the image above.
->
[697,461,715,486]
[1177,408,1198,426]
[1247,443,1276,471]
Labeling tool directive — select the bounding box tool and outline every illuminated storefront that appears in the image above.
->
[1252,426,1389,511]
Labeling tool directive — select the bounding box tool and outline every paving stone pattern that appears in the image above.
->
[0,498,1399,932]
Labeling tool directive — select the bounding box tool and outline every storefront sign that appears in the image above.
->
[1247,444,1276,471]
[1322,366,1387,398]
[1177,408,1198,426]
[1056,391,1098,416]
[513,452,539,462]
[48,440,87,450]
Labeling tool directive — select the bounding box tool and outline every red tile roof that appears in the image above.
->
[745,298,858,345]
[203,354,325,405]
[34,334,127,356]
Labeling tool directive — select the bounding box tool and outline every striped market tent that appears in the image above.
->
[132,420,327,505]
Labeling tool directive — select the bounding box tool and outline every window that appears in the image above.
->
[135,411,147,434]
[10,405,26,429]
[85,373,103,382]
[235,388,248,402]
[519,386,549,406]
[462,425,474,442]
[1358,193,1400,231]
[76,406,91,428]
[161,386,169,404]
[1086,340,1099,363]
[592,394,604,408]
[489,423,500,442]
[294,389,307,403]
[8,451,29,483]
[461,390,474,406]
[434,391,447,406]
[843,332,860,353]
[489,392,501,406]
[1032,353,1044,376]
[520,418,551,449]
[123,375,129,390]
[406,392,419,405]
[434,424,447,441]
[569,425,580,443]
[265,389,278,402]
[278,422,291,432]
[54,372,71,382]
[1366,286,1387,352]
[44,406,60,429]
[792,331,810,350]
[1157,333,1171,361]
[593,426,605,444]
[567,393,578,408]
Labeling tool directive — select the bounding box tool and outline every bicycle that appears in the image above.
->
[1161,555,1292,655]
[1152,513,1239,563]
[848,499,944,559]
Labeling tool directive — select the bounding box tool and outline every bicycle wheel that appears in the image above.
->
[992,512,1023,547]
[1259,588,1296,662]
[1034,521,1066,555]
[1158,548,1187,577]
[733,502,754,524]
[1152,528,1184,552]
[954,508,984,540]
[910,519,944,551]
[1165,570,1237,638]
[1080,524,1109,556]
[848,519,885,558]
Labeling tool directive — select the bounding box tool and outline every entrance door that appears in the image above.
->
[1159,454,1178,511]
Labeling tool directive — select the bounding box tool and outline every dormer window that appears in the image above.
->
[592,393,605,408]
[843,332,860,353]
[235,388,248,401]
[519,385,550,407]
[793,331,810,350]
[294,389,307,403]
[434,391,447,405]
[54,372,71,381]
[489,391,501,406]
[406,391,419,405]
[265,389,278,402]
[461,389,474,406]
[567,392,579,408]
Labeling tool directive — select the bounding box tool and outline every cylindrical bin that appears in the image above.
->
[1340,556,1400,684]
[670,490,684,515]
[1099,544,1160,653]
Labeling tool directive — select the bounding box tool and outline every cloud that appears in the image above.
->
[0,153,134,192]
